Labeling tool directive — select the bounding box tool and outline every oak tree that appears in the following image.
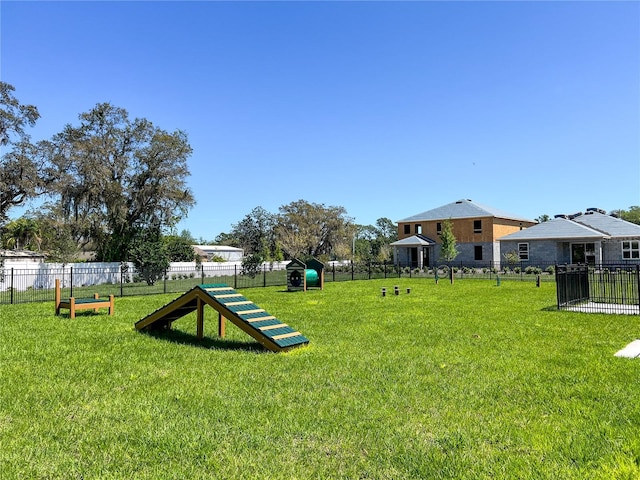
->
[43,103,195,261]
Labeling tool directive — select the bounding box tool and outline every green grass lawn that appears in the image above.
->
[2,279,640,479]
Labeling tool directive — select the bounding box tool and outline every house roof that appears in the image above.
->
[0,249,46,259]
[390,234,437,247]
[192,245,243,253]
[397,199,534,223]
[498,217,608,241]
[573,211,640,238]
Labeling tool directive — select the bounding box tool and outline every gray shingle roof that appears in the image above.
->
[390,234,437,247]
[397,199,534,223]
[498,217,608,241]
[573,211,640,238]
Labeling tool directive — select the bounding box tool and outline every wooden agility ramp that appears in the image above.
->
[135,284,309,352]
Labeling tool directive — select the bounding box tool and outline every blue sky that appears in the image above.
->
[2,1,639,241]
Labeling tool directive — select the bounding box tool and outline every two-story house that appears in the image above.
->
[392,199,536,268]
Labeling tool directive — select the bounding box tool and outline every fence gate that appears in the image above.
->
[556,264,589,308]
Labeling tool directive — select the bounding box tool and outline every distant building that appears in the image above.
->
[192,245,244,262]
[0,249,46,265]
[499,209,640,265]
[393,199,536,268]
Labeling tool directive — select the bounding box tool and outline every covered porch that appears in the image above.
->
[390,234,437,269]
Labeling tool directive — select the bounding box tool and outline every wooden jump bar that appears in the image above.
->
[54,279,114,319]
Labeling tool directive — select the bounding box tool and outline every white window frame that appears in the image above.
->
[622,240,640,259]
[518,243,529,261]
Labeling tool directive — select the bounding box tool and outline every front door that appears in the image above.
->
[410,247,418,268]
[571,243,595,265]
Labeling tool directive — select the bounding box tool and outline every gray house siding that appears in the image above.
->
[500,240,569,265]
[602,240,631,264]
[432,241,497,266]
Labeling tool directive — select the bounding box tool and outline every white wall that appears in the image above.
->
[0,260,291,291]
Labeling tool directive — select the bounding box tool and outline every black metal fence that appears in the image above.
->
[556,264,640,315]
[0,263,287,305]
[0,260,559,306]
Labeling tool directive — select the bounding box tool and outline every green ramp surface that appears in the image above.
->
[135,284,309,352]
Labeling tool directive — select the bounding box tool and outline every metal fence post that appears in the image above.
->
[163,269,167,294]
[10,268,14,304]
[637,265,640,311]
[201,264,205,284]
[263,264,267,287]
[234,264,237,289]
[70,267,74,298]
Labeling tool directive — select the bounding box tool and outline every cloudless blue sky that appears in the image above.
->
[2,1,639,241]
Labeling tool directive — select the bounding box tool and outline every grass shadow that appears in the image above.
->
[541,305,560,312]
[143,329,267,353]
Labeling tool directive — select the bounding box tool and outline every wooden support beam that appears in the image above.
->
[70,297,76,319]
[218,312,226,337]
[196,297,204,339]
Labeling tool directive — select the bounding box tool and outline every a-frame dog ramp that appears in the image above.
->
[135,284,309,352]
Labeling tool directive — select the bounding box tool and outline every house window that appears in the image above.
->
[622,241,640,259]
[474,246,483,261]
[436,222,442,235]
[474,220,482,233]
[415,224,422,235]
[404,224,410,235]
[572,243,596,265]
[518,243,529,261]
